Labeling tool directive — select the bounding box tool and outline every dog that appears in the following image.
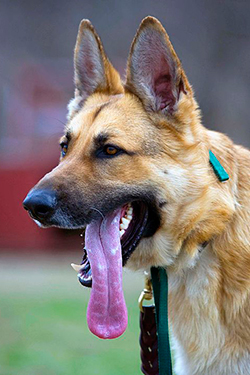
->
[23,17,250,375]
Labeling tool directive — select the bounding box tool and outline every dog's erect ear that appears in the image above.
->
[126,17,191,115]
[68,20,123,120]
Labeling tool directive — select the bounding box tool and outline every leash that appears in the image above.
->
[138,150,229,375]
[151,267,172,375]
[139,268,172,375]
[139,277,159,374]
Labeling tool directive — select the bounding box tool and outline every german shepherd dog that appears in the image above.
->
[23,17,250,374]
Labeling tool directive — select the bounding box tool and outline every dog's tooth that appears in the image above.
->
[71,263,82,272]
[120,217,129,229]
[120,229,125,237]
[122,217,128,223]
[126,214,132,220]
[120,223,126,230]
[127,208,133,215]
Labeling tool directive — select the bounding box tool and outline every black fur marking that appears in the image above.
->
[34,184,161,235]
[94,132,111,147]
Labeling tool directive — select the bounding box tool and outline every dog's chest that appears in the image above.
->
[168,250,223,374]
[168,249,250,374]
[172,335,250,375]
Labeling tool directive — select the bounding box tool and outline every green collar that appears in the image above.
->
[209,150,229,182]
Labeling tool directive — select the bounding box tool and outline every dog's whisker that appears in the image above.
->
[89,207,105,220]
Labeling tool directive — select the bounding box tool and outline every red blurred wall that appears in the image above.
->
[0,62,81,251]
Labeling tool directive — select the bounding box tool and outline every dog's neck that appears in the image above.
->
[167,164,250,374]
[168,243,217,297]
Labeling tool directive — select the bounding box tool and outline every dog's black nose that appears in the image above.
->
[23,189,57,221]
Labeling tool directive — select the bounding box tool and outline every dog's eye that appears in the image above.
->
[96,145,122,158]
[105,146,118,155]
[60,142,68,157]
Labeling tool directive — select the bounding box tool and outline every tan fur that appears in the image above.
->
[32,17,250,374]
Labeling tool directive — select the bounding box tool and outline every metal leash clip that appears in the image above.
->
[138,272,154,312]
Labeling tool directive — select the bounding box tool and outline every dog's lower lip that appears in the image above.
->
[77,248,92,287]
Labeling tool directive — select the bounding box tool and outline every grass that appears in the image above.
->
[0,253,145,375]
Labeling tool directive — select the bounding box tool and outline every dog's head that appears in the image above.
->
[23,17,235,271]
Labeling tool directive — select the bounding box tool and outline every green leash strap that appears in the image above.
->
[151,267,172,375]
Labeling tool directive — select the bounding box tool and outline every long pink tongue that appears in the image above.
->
[85,209,128,339]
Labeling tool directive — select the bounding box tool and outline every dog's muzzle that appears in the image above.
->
[23,189,57,223]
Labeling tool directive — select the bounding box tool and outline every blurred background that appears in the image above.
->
[0,0,249,374]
